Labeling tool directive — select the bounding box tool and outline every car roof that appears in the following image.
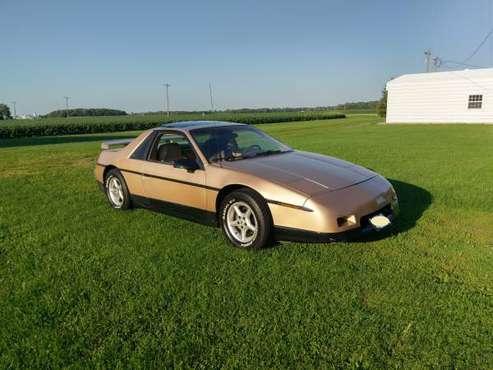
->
[159,120,246,131]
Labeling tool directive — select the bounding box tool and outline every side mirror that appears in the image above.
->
[173,158,199,173]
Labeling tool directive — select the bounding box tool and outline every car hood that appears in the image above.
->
[219,151,377,196]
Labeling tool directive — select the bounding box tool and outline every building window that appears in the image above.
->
[468,94,483,109]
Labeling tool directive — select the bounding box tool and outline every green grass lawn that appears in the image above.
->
[1,114,492,368]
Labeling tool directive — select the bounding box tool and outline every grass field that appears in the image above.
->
[1,114,492,368]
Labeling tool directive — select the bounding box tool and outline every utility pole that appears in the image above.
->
[163,83,171,116]
[432,56,441,71]
[424,50,432,72]
[488,0,493,67]
[11,101,16,118]
[209,82,214,111]
[64,96,71,117]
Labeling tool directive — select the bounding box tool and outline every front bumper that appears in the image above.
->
[274,203,397,243]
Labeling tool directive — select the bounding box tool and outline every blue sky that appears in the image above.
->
[2,0,493,114]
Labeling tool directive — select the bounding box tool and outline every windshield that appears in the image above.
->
[191,125,292,162]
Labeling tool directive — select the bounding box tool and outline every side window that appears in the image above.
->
[148,131,200,166]
[130,131,158,160]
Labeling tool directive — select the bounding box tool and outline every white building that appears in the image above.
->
[386,68,493,124]
[15,113,38,120]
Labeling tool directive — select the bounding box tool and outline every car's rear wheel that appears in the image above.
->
[220,189,272,249]
[105,169,131,210]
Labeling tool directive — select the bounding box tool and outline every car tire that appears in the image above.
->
[220,189,272,249]
[105,169,131,210]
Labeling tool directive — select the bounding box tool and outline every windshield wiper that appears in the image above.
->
[214,150,290,162]
[250,149,291,158]
[220,152,244,161]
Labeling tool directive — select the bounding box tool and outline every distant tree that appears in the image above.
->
[335,101,378,111]
[45,108,127,118]
[222,100,379,114]
[0,104,12,120]
[377,89,387,118]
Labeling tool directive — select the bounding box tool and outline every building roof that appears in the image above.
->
[387,68,493,86]
[160,120,246,130]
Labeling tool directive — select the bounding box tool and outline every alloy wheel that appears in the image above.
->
[226,201,258,245]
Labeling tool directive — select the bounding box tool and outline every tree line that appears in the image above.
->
[45,108,128,118]
[224,101,379,113]
[134,100,380,115]
[0,96,388,120]
[0,104,12,120]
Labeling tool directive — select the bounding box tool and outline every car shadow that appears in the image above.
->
[349,179,432,243]
[0,133,140,149]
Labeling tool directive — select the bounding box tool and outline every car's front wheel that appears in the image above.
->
[220,189,272,249]
[105,169,131,210]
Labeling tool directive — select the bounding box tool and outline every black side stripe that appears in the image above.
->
[97,163,311,212]
[120,168,220,191]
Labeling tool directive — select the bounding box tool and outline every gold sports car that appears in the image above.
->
[95,121,399,249]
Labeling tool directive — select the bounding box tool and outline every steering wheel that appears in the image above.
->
[243,144,262,157]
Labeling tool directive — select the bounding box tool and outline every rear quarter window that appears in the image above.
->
[130,132,157,160]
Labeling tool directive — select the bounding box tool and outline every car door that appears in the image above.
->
[139,130,207,212]
[118,130,159,199]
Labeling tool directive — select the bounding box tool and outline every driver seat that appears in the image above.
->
[157,143,182,163]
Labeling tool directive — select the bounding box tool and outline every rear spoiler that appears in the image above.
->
[101,139,133,150]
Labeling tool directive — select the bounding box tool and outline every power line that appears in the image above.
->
[422,2,493,72]
[463,27,493,63]
[425,50,486,71]
[441,60,485,69]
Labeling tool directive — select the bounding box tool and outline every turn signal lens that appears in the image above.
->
[337,215,357,227]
